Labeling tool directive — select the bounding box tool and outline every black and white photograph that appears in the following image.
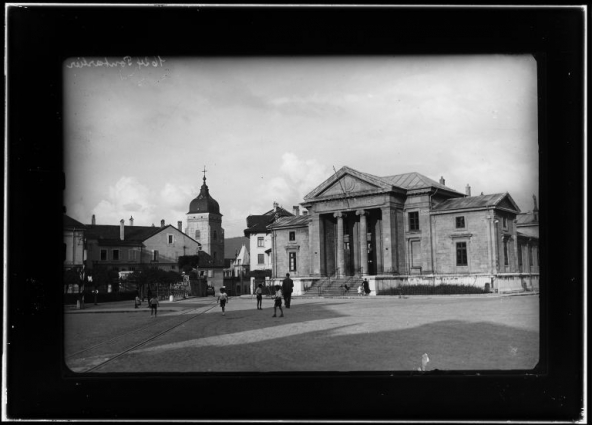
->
[5,4,585,422]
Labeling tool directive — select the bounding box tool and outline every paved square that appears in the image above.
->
[65,294,539,372]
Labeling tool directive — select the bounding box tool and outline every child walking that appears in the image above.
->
[255,283,263,310]
[272,285,284,318]
[150,295,159,317]
[217,287,228,316]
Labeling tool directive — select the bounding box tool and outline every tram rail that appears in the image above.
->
[66,300,220,373]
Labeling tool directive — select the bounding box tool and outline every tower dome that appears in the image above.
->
[188,173,221,215]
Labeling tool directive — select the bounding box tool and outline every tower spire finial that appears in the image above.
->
[202,165,207,182]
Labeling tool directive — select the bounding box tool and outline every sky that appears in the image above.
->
[64,55,539,238]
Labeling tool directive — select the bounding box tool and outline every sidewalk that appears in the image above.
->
[64,296,213,314]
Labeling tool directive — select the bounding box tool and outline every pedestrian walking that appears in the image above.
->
[217,287,228,316]
[272,285,284,318]
[147,288,153,306]
[357,285,363,296]
[282,273,294,308]
[134,295,141,308]
[150,295,159,317]
[255,283,263,310]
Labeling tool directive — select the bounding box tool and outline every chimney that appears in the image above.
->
[465,184,471,196]
[92,214,96,225]
[120,219,124,240]
[439,176,445,186]
[178,221,183,231]
[160,219,165,228]
[293,206,300,216]
[129,216,134,226]
[273,201,279,211]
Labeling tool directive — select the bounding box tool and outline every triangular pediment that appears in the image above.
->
[319,175,380,197]
[304,166,397,201]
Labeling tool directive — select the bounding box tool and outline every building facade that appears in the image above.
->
[244,203,294,272]
[85,216,201,273]
[268,166,539,294]
[63,214,87,272]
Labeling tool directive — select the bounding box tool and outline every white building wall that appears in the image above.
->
[249,232,272,271]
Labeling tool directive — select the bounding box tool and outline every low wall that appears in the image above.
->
[269,278,319,296]
[369,273,539,295]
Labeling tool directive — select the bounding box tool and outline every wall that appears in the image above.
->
[144,227,201,271]
[249,232,272,271]
[370,273,539,294]
[186,212,225,261]
[63,229,85,269]
[272,226,310,278]
[432,210,493,274]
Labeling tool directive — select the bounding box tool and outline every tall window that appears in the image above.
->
[257,237,264,247]
[168,234,174,244]
[153,250,159,262]
[456,242,468,266]
[289,231,295,241]
[195,230,200,239]
[258,254,264,264]
[456,216,465,229]
[112,249,120,261]
[409,211,420,231]
[289,252,297,271]
[100,249,107,261]
[502,217,508,229]
[503,239,509,266]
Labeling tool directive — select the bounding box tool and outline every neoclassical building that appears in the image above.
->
[268,166,539,294]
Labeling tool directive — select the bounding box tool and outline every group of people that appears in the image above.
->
[219,273,294,317]
[134,289,160,317]
[358,279,371,296]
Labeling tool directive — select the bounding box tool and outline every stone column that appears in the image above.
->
[357,210,368,275]
[334,212,345,277]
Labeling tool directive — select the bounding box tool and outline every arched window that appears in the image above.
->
[195,230,200,239]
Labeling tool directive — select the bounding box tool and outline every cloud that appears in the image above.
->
[92,176,156,225]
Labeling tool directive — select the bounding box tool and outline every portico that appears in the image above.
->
[302,167,408,277]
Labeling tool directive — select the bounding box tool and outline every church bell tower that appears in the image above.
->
[186,167,224,263]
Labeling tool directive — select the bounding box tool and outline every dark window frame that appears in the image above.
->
[289,231,296,241]
[257,237,264,247]
[289,252,297,271]
[455,216,465,229]
[257,254,264,264]
[112,249,120,261]
[456,242,468,266]
[408,211,420,231]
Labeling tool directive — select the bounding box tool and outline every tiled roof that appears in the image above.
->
[268,215,311,229]
[516,212,539,226]
[381,172,459,193]
[244,207,294,235]
[197,250,225,268]
[84,224,187,247]
[517,228,539,239]
[432,193,520,213]
[64,214,86,229]
[224,236,249,259]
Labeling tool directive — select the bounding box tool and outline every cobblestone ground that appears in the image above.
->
[64,294,539,373]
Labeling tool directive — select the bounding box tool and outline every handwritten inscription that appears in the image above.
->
[66,56,165,69]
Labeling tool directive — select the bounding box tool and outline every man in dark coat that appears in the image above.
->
[282,273,294,308]
[363,279,370,295]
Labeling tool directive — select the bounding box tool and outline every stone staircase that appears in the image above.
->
[302,275,364,297]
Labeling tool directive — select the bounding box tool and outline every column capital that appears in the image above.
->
[356,209,367,216]
[333,212,345,219]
